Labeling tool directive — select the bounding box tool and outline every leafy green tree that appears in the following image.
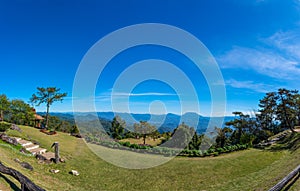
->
[292,93,300,126]
[110,116,126,139]
[188,131,201,150]
[276,88,294,131]
[257,92,278,133]
[71,125,80,134]
[0,94,10,121]
[226,112,256,144]
[10,99,34,125]
[215,127,232,148]
[151,129,160,141]
[134,121,156,144]
[30,87,67,129]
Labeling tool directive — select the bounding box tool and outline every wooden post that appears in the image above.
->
[52,142,60,164]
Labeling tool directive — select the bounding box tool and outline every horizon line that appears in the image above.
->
[36,110,234,117]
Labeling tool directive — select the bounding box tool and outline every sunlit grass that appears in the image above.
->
[0,124,298,190]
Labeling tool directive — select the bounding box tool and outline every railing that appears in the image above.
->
[268,164,300,191]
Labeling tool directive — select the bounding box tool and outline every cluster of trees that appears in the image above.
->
[215,88,300,148]
[258,88,300,133]
[47,115,79,134]
[0,87,81,135]
[109,116,160,144]
[106,88,300,151]
[0,94,35,125]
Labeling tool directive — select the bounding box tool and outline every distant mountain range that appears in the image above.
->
[42,112,235,134]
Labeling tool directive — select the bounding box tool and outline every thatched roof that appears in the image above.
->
[34,114,44,120]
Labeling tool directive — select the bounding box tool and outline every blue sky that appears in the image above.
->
[1,0,300,116]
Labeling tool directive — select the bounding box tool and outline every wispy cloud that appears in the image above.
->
[226,79,278,93]
[111,92,178,97]
[264,30,300,60]
[218,27,300,81]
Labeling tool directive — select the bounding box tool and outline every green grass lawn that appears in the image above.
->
[0,125,299,190]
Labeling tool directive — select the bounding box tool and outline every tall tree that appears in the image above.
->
[0,94,10,121]
[134,121,156,144]
[215,126,232,148]
[110,116,126,139]
[257,92,278,133]
[292,93,300,126]
[30,87,67,129]
[188,131,201,150]
[225,112,256,144]
[276,88,296,132]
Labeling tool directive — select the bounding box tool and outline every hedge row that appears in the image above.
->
[179,144,249,157]
[87,139,249,158]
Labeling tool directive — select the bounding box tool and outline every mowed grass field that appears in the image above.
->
[0,125,299,191]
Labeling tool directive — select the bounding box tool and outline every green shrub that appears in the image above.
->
[216,148,224,153]
[130,143,139,149]
[120,141,131,147]
[192,150,200,157]
[203,150,209,156]
[213,152,219,156]
[0,123,10,132]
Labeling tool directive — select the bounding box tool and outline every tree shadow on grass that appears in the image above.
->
[0,173,21,191]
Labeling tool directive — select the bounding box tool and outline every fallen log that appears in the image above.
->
[268,164,300,191]
[0,162,45,191]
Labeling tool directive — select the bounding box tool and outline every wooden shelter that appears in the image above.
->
[32,109,44,128]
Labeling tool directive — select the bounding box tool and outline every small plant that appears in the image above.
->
[0,122,10,132]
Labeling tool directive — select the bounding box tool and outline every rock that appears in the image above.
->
[59,158,65,163]
[20,162,33,171]
[50,169,60,174]
[14,158,21,163]
[19,148,27,154]
[36,154,47,161]
[0,133,18,145]
[10,124,21,132]
[69,170,79,176]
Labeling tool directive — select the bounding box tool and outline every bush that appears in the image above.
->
[216,148,225,153]
[130,143,139,149]
[213,152,219,157]
[0,123,10,132]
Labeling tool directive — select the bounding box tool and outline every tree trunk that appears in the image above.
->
[45,103,50,129]
[0,162,45,191]
[143,135,146,145]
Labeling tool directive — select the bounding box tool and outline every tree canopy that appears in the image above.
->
[30,87,67,129]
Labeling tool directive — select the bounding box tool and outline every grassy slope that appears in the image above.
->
[0,125,299,191]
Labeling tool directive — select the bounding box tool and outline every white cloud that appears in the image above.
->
[219,46,300,80]
[111,92,177,97]
[226,79,278,93]
[218,28,300,81]
[264,30,300,60]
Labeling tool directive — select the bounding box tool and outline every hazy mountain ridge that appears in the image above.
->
[43,112,235,134]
